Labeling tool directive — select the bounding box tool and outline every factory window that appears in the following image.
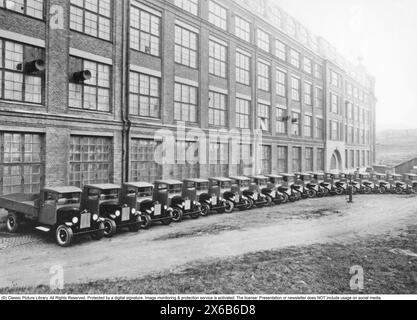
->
[314,64,323,80]
[209,91,227,127]
[174,0,198,15]
[331,70,340,87]
[259,145,271,175]
[174,141,200,180]
[257,29,270,52]
[174,82,198,123]
[235,51,251,85]
[70,0,111,40]
[257,61,270,92]
[235,16,250,42]
[290,49,300,68]
[129,71,160,118]
[330,121,339,141]
[317,148,325,171]
[304,115,313,138]
[208,0,227,30]
[350,150,355,168]
[347,102,353,120]
[305,147,313,172]
[69,57,111,112]
[0,132,43,195]
[257,103,270,132]
[292,112,301,136]
[316,118,324,139]
[276,69,287,97]
[315,87,323,108]
[175,25,198,69]
[304,82,313,106]
[0,40,44,104]
[69,136,112,188]
[291,77,300,101]
[237,144,252,176]
[209,141,229,177]
[287,17,296,37]
[276,107,288,135]
[292,147,302,173]
[348,126,354,144]
[303,57,312,74]
[209,39,227,78]
[0,0,44,19]
[235,98,250,129]
[130,138,162,183]
[130,5,161,56]
[275,40,286,61]
[330,93,339,113]
[277,146,288,173]
[346,82,353,96]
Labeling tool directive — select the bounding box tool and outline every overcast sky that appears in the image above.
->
[273,0,417,132]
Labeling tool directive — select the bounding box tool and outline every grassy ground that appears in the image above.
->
[3,226,417,295]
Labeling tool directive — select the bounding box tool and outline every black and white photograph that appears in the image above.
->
[0,0,416,303]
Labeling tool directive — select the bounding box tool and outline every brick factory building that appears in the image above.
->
[0,0,376,195]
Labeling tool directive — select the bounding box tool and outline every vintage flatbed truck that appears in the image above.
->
[0,187,105,247]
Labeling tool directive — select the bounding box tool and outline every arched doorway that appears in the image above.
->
[330,150,342,172]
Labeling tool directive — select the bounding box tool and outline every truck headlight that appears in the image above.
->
[93,214,99,221]
[115,210,121,217]
[131,208,136,214]
[72,217,79,224]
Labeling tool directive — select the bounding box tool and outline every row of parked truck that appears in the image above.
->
[0,172,416,247]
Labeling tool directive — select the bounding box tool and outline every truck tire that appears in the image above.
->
[171,208,184,223]
[141,214,152,229]
[6,212,20,233]
[395,187,403,195]
[128,215,141,232]
[307,190,317,198]
[91,222,105,241]
[265,195,274,206]
[56,225,74,247]
[200,203,210,217]
[103,218,117,238]
[224,200,234,213]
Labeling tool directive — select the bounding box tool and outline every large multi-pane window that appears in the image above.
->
[290,49,300,68]
[331,70,340,87]
[208,0,227,30]
[70,0,111,40]
[314,64,323,80]
[69,57,111,112]
[275,40,286,61]
[130,5,161,56]
[304,115,313,138]
[259,145,271,174]
[276,107,287,135]
[237,144,252,176]
[258,103,270,132]
[209,91,227,127]
[305,147,313,172]
[316,118,324,139]
[292,112,301,136]
[303,57,312,74]
[292,147,302,172]
[174,82,198,122]
[0,0,44,19]
[277,146,288,173]
[257,61,270,91]
[174,140,200,180]
[131,138,162,183]
[236,98,250,129]
[209,141,229,177]
[235,16,250,42]
[304,82,313,105]
[129,71,160,118]
[0,132,43,195]
[330,121,339,141]
[315,87,323,108]
[69,136,112,188]
[291,77,300,101]
[209,39,227,78]
[0,40,44,104]
[330,93,339,113]
[174,25,198,68]
[174,0,198,15]
[317,148,325,171]
[276,69,286,97]
[236,51,251,85]
[257,29,270,52]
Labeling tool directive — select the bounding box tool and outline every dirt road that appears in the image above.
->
[0,195,416,289]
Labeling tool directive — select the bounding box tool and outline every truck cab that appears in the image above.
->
[247,175,270,206]
[122,182,172,228]
[209,177,234,213]
[82,184,141,237]
[281,174,301,201]
[403,174,417,194]
[265,174,291,203]
[228,176,252,210]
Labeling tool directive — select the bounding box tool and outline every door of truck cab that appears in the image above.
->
[83,187,101,215]
[38,191,57,226]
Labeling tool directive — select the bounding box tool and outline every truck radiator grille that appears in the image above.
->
[122,207,130,222]
[80,213,91,229]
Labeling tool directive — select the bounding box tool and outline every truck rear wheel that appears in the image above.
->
[56,225,74,247]
[103,219,117,238]
[171,208,184,223]
[128,215,141,232]
[200,203,210,217]
[91,222,105,241]
[141,214,152,229]
[6,212,20,233]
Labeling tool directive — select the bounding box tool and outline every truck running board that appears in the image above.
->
[35,226,51,233]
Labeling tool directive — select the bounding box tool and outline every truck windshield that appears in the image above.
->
[101,189,119,200]
[138,188,153,197]
[221,181,231,189]
[57,193,81,205]
[197,183,209,191]
[168,185,182,194]
[258,180,267,187]
[240,181,249,188]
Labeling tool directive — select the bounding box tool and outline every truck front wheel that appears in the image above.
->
[56,225,74,247]
[103,219,117,238]
[6,212,20,233]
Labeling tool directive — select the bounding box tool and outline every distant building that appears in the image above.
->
[394,158,417,175]
[0,0,376,195]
